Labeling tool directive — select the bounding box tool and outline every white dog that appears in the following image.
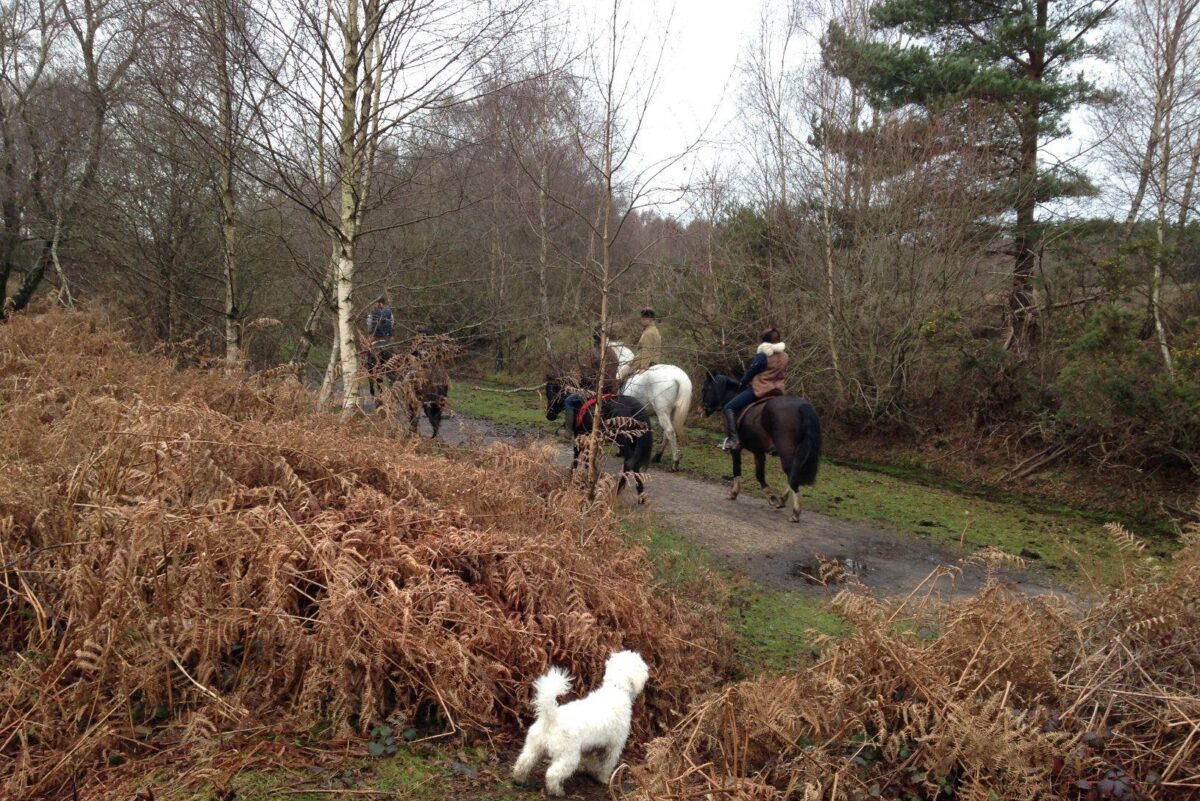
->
[512,650,650,796]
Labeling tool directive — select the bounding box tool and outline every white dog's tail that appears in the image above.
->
[533,666,572,725]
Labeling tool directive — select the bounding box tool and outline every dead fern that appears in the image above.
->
[0,310,733,801]
[631,537,1200,801]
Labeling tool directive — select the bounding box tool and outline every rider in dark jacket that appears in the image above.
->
[722,327,788,451]
[366,296,394,342]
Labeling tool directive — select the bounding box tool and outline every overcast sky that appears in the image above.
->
[560,0,1112,220]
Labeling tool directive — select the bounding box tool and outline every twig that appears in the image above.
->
[275,791,392,796]
[0,540,110,572]
[470,382,545,394]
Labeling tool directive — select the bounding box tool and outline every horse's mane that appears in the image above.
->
[705,371,738,389]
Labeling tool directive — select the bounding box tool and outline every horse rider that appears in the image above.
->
[721,326,788,451]
[366,295,395,345]
[564,327,621,429]
[624,307,662,376]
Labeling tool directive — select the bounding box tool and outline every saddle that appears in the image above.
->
[625,362,656,378]
[576,393,616,430]
[735,390,781,428]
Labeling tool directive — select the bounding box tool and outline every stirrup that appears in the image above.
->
[720,437,740,452]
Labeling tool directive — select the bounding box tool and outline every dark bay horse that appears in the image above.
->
[363,342,449,437]
[544,375,653,503]
[700,373,821,522]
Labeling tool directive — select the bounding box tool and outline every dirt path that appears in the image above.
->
[430,412,1068,602]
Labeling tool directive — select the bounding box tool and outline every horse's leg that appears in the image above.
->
[756,452,783,508]
[426,402,442,438]
[789,484,803,522]
[667,412,681,473]
[775,445,801,522]
[727,449,742,501]
[654,404,676,469]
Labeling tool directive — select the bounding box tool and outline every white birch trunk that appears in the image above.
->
[216,0,240,363]
[538,148,554,360]
[1154,96,1177,377]
[318,327,340,407]
[49,215,73,309]
[221,214,239,362]
[335,247,361,410]
[334,0,363,412]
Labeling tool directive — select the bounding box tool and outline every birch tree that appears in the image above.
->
[1098,0,1200,376]
[251,0,531,411]
[143,0,272,362]
[536,0,694,497]
[26,0,144,310]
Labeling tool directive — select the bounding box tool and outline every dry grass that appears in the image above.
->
[0,310,733,800]
[631,524,1200,800]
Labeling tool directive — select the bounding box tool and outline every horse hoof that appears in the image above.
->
[789,510,801,523]
[637,494,648,505]
[727,492,738,501]
[769,495,783,508]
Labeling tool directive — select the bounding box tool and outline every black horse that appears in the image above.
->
[700,373,821,522]
[364,343,449,437]
[544,375,653,503]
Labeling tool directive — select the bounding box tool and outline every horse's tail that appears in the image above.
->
[671,372,693,445]
[788,401,822,488]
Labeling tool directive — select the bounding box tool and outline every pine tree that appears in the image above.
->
[826,0,1115,349]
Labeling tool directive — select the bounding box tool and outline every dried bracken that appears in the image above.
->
[632,521,1200,800]
[0,311,733,800]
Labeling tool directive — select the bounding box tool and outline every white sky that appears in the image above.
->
[560,0,768,211]
[560,0,1112,220]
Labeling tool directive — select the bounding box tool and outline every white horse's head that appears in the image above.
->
[608,341,634,378]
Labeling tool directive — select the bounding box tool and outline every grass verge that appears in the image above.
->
[623,516,844,675]
[173,744,526,801]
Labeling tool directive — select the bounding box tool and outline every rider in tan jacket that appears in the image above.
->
[722,327,789,451]
[625,308,662,376]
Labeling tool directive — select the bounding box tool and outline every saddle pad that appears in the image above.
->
[575,393,616,431]
[736,391,781,428]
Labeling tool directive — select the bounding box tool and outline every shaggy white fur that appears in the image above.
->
[511,650,650,796]
[756,341,787,356]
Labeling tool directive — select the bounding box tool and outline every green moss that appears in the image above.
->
[732,583,845,673]
[374,749,440,794]
[622,517,846,675]
[178,746,526,801]
[452,380,554,432]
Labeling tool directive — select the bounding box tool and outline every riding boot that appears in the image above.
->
[722,407,740,451]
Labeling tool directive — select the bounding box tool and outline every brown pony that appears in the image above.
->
[544,373,653,503]
[700,372,821,522]
[363,341,449,437]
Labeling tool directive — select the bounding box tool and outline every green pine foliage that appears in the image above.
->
[826,0,1112,203]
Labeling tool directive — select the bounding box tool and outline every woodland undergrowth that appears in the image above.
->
[632,538,1200,800]
[0,310,732,800]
